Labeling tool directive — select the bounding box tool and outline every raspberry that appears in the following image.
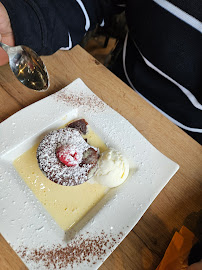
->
[56,145,82,167]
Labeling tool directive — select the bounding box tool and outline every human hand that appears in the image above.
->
[0,2,14,66]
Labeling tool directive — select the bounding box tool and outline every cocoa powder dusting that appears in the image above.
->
[17,231,123,269]
[55,91,106,112]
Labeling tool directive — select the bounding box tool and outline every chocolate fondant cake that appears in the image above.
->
[36,120,99,186]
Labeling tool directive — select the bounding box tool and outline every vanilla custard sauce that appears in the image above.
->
[13,126,109,231]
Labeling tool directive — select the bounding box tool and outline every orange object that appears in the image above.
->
[156,226,197,270]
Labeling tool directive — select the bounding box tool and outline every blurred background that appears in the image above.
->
[80,11,127,68]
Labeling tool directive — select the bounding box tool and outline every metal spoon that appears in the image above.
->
[0,42,49,91]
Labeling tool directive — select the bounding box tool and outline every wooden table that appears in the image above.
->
[0,45,201,270]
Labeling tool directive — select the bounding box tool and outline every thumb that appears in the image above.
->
[0,33,10,66]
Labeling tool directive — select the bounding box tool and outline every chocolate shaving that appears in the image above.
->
[55,92,106,113]
[17,231,124,269]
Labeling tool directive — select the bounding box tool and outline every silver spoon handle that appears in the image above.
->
[0,42,10,53]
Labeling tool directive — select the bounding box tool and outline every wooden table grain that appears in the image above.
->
[0,45,201,270]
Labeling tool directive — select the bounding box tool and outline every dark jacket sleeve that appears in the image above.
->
[1,0,121,55]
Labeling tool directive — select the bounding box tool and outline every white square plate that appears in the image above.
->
[0,79,179,269]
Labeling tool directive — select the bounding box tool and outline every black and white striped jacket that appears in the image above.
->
[2,0,201,143]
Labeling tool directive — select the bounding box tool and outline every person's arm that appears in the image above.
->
[0,0,121,57]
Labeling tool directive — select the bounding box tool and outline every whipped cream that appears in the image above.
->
[93,149,129,188]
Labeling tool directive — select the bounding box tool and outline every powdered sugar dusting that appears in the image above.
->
[55,90,106,112]
[37,128,98,186]
[16,231,124,269]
